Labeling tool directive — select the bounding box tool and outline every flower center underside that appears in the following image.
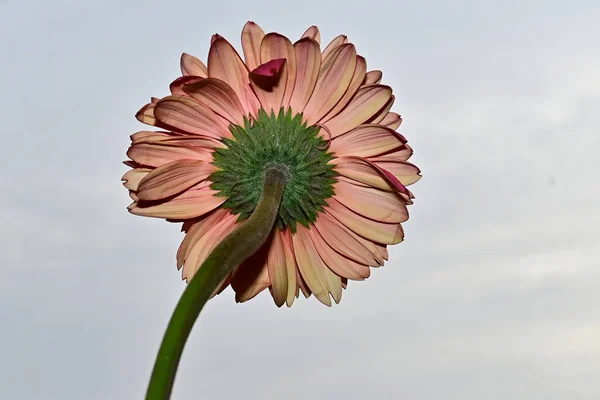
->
[209,108,337,231]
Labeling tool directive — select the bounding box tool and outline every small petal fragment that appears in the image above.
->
[137,159,216,201]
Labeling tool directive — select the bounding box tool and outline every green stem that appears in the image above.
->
[145,165,289,400]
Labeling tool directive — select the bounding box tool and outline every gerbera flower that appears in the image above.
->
[122,22,420,307]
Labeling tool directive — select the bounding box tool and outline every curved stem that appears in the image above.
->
[145,165,288,400]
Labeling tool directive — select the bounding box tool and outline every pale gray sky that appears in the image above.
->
[1,0,599,399]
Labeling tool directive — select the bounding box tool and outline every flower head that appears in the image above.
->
[122,22,421,307]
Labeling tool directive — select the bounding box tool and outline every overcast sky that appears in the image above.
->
[1,0,599,399]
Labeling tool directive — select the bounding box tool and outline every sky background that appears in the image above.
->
[1,0,599,399]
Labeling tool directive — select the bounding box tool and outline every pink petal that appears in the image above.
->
[292,225,343,306]
[182,78,246,126]
[381,112,402,130]
[154,95,232,139]
[320,56,367,123]
[135,102,157,126]
[207,36,261,117]
[266,229,298,307]
[297,268,311,298]
[127,140,213,168]
[301,26,321,45]
[129,186,224,219]
[375,244,389,261]
[241,21,265,71]
[329,124,406,158]
[367,95,395,124]
[180,53,208,77]
[180,210,239,281]
[231,239,271,303]
[170,76,204,95]
[363,70,382,85]
[303,44,357,125]
[177,208,226,268]
[121,168,151,191]
[369,144,414,162]
[323,84,393,137]
[308,227,371,280]
[260,34,297,110]
[325,198,404,245]
[130,131,224,149]
[371,160,422,186]
[333,180,409,223]
[321,34,348,60]
[313,212,381,266]
[331,156,410,195]
[288,38,321,114]
[136,159,216,201]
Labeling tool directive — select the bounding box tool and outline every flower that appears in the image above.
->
[122,22,421,307]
